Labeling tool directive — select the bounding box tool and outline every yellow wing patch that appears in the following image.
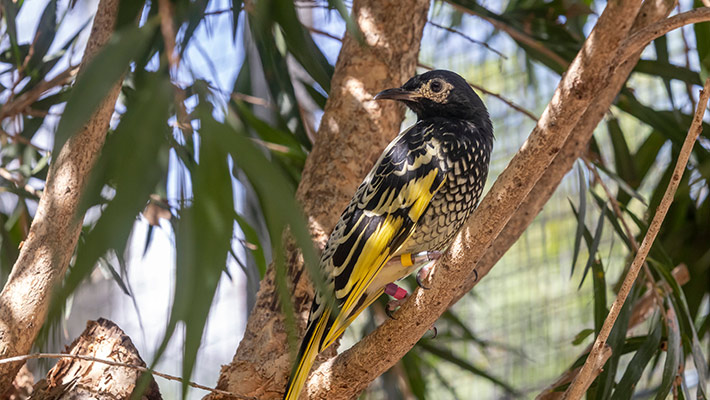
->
[323,170,446,348]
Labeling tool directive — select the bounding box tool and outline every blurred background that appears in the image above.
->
[0,0,708,398]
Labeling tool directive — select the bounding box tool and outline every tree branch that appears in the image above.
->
[618,6,710,66]
[563,77,710,399]
[0,0,122,390]
[305,2,648,398]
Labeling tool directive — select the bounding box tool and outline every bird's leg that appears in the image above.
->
[384,250,442,270]
[384,251,442,318]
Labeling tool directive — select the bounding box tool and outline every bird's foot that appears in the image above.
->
[416,261,436,289]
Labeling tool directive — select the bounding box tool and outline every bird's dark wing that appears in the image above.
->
[317,122,447,347]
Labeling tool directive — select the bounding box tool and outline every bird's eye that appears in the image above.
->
[430,80,443,93]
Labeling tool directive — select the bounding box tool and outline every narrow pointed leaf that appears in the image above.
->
[52,22,157,155]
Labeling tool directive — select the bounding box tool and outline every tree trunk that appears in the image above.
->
[0,0,122,390]
[30,319,161,400]
[211,0,430,398]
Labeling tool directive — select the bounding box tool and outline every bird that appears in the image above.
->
[283,69,494,400]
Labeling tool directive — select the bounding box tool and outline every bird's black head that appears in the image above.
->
[375,70,489,122]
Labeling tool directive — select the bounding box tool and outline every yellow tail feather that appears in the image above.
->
[284,308,330,400]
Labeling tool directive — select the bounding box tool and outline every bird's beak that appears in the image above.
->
[374,88,422,101]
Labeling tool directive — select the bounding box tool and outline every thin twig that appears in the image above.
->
[231,92,273,108]
[427,20,506,59]
[419,62,539,122]
[582,156,667,322]
[0,352,254,399]
[563,78,710,399]
[0,167,42,199]
[0,127,50,153]
[306,26,342,41]
[157,0,192,133]
[0,66,78,121]
[618,7,710,67]
[677,4,696,113]
[446,1,569,69]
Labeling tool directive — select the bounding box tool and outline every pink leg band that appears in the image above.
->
[385,283,408,300]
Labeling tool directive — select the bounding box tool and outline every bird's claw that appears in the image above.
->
[416,262,435,289]
[428,325,438,339]
[386,297,407,319]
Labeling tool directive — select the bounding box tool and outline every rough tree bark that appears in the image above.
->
[211,0,430,398]
[0,0,121,390]
[29,319,162,399]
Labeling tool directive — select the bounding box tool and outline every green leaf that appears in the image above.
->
[572,328,594,345]
[269,0,333,93]
[652,35,678,112]
[633,130,666,184]
[591,161,647,205]
[232,100,307,165]
[247,13,311,147]
[579,204,605,289]
[24,0,58,75]
[194,87,323,356]
[634,60,702,86]
[617,92,710,163]
[607,118,639,191]
[1,0,22,66]
[52,21,157,155]
[592,284,637,400]
[175,109,235,396]
[570,163,587,276]
[694,0,710,81]
[590,258,607,337]
[649,259,709,400]
[655,304,681,400]
[611,322,662,400]
[235,213,267,278]
[400,351,427,400]
[178,0,210,57]
[418,340,519,396]
[48,72,171,342]
[589,191,633,252]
